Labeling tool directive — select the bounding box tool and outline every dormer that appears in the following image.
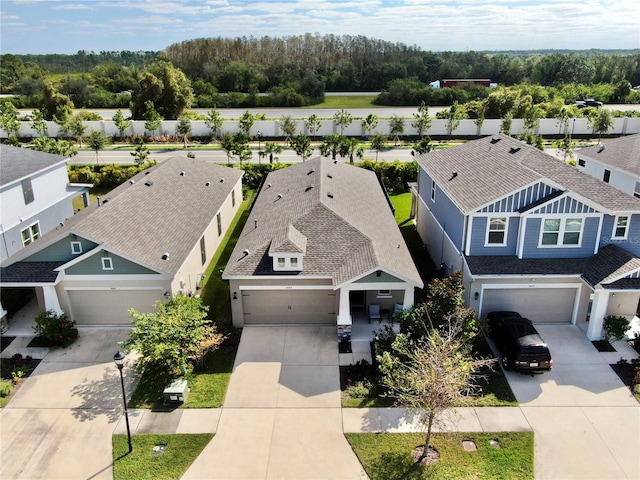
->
[269,224,306,272]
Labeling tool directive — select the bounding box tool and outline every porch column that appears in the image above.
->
[587,289,610,340]
[42,285,63,315]
[336,287,352,325]
[402,286,415,309]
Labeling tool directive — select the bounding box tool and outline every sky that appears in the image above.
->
[1,0,639,55]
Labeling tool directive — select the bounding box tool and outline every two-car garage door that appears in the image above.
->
[481,287,577,324]
[68,289,162,325]
[242,289,337,324]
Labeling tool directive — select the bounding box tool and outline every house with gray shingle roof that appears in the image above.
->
[223,157,423,329]
[0,156,242,326]
[415,133,640,341]
[575,133,640,197]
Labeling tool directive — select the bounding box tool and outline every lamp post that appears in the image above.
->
[113,350,132,453]
[257,130,262,165]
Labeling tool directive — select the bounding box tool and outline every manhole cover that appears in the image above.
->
[462,440,477,452]
[152,443,167,455]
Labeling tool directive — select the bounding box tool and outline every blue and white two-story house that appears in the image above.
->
[415,133,640,341]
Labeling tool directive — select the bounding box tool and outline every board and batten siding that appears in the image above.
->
[521,216,601,259]
[64,251,158,275]
[467,216,520,256]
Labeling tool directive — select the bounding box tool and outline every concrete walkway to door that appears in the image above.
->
[182,325,368,480]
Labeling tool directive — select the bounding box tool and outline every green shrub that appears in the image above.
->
[33,310,79,347]
[11,365,30,381]
[0,379,12,397]
[603,315,631,342]
[346,381,372,399]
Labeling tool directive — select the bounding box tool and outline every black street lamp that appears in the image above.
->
[113,350,132,453]
[257,130,262,165]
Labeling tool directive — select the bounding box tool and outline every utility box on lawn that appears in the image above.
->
[163,379,189,406]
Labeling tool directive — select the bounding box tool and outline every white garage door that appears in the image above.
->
[68,289,162,325]
[482,287,576,323]
[242,290,337,324]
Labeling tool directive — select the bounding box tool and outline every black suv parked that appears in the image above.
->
[486,311,553,372]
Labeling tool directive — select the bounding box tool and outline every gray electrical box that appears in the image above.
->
[163,379,189,405]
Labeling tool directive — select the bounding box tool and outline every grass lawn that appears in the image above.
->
[128,191,254,409]
[346,431,534,480]
[313,95,378,109]
[112,433,213,480]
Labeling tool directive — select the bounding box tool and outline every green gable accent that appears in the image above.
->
[27,235,99,263]
[354,271,403,283]
[65,251,158,275]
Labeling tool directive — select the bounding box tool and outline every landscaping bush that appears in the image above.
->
[603,315,631,342]
[0,379,12,397]
[346,380,373,399]
[33,310,78,347]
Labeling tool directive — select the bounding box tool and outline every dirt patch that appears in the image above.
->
[411,445,440,465]
[592,340,616,352]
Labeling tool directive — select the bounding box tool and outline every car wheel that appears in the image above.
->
[501,355,511,370]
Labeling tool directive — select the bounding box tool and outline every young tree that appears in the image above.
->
[588,108,614,143]
[231,131,252,164]
[238,110,255,136]
[470,100,487,136]
[361,113,378,137]
[176,115,192,148]
[124,294,224,377]
[305,113,321,139]
[411,101,431,138]
[205,108,223,140]
[112,109,131,139]
[369,133,388,162]
[264,142,283,164]
[130,137,150,165]
[0,102,21,138]
[338,137,363,164]
[412,136,434,155]
[389,114,405,146]
[220,132,235,164]
[87,129,109,164]
[278,115,297,145]
[143,101,162,137]
[443,102,464,139]
[320,134,343,160]
[333,108,353,135]
[32,137,78,157]
[30,109,48,137]
[289,133,313,161]
[58,114,87,147]
[500,112,513,135]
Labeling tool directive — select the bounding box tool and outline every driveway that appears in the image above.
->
[0,328,134,480]
[500,325,640,480]
[182,325,367,480]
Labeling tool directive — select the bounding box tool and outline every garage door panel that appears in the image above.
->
[243,290,336,324]
[482,288,575,323]
[68,290,161,325]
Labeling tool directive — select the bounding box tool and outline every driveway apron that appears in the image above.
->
[501,325,640,480]
[182,325,368,480]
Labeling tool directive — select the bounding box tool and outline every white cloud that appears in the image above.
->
[52,4,92,10]
[1,10,20,19]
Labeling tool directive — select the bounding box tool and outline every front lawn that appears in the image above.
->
[346,431,534,480]
[112,433,212,480]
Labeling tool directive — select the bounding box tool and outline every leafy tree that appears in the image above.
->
[87,129,110,163]
[333,109,353,135]
[412,136,434,155]
[143,101,162,137]
[443,102,464,139]
[389,114,405,146]
[0,102,20,138]
[130,137,150,165]
[338,137,363,164]
[264,142,283,164]
[469,100,487,136]
[278,115,297,145]
[42,82,74,121]
[320,134,343,160]
[130,61,193,119]
[176,115,192,148]
[205,108,223,140]
[588,108,614,143]
[555,133,576,163]
[30,109,48,137]
[500,112,513,135]
[289,133,313,161]
[222,131,252,164]
[369,133,388,161]
[220,132,235,164]
[112,109,131,139]
[58,114,87,147]
[124,294,224,377]
[361,113,378,137]
[238,110,255,136]
[411,101,432,137]
[32,137,78,156]
[305,114,321,139]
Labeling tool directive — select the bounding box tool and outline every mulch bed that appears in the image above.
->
[610,363,640,395]
[26,336,55,348]
[592,340,616,352]
[0,356,42,380]
[0,336,16,353]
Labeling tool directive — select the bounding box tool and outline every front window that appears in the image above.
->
[486,217,507,245]
[431,180,436,201]
[541,217,583,246]
[613,215,629,240]
[20,222,40,246]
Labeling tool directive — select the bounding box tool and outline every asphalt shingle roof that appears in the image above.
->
[416,134,640,214]
[0,261,65,283]
[577,133,640,176]
[224,157,423,287]
[0,145,68,187]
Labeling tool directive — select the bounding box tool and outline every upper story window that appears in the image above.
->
[200,236,206,265]
[232,190,236,207]
[101,257,113,270]
[486,217,507,246]
[290,257,298,268]
[540,217,583,246]
[578,159,586,167]
[273,255,303,271]
[216,213,222,236]
[603,169,611,183]
[21,179,34,204]
[612,215,629,240]
[71,241,82,254]
[431,180,436,201]
[277,257,286,268]
[21,222,40,246]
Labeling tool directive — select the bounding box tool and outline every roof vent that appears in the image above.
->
[276,193,283,200]
[597,144,605,153]
[490,137,501,144]
[145,171,151,175]
[205,181,211,186]
[449,172,458,181]
[307,169,315,175]
[267,183,272,188]
[180,171,186,176]
[242,249,250,256]
[327,173,333,179]
[333,160,338,164]
[305,184,314,192]
[327,192,334,199]
[129,179,135,184]
[102,199,109,204]
[254,219,258,229]
[220,178,224,183]
[145,180,154,186]
[509,147,521,154]
[162,252,170,260]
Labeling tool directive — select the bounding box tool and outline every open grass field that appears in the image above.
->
[313,95,378,109]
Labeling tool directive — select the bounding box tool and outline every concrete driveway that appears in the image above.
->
[182,325,367,480]
[500,325,640,480]
[0,328,134,480]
